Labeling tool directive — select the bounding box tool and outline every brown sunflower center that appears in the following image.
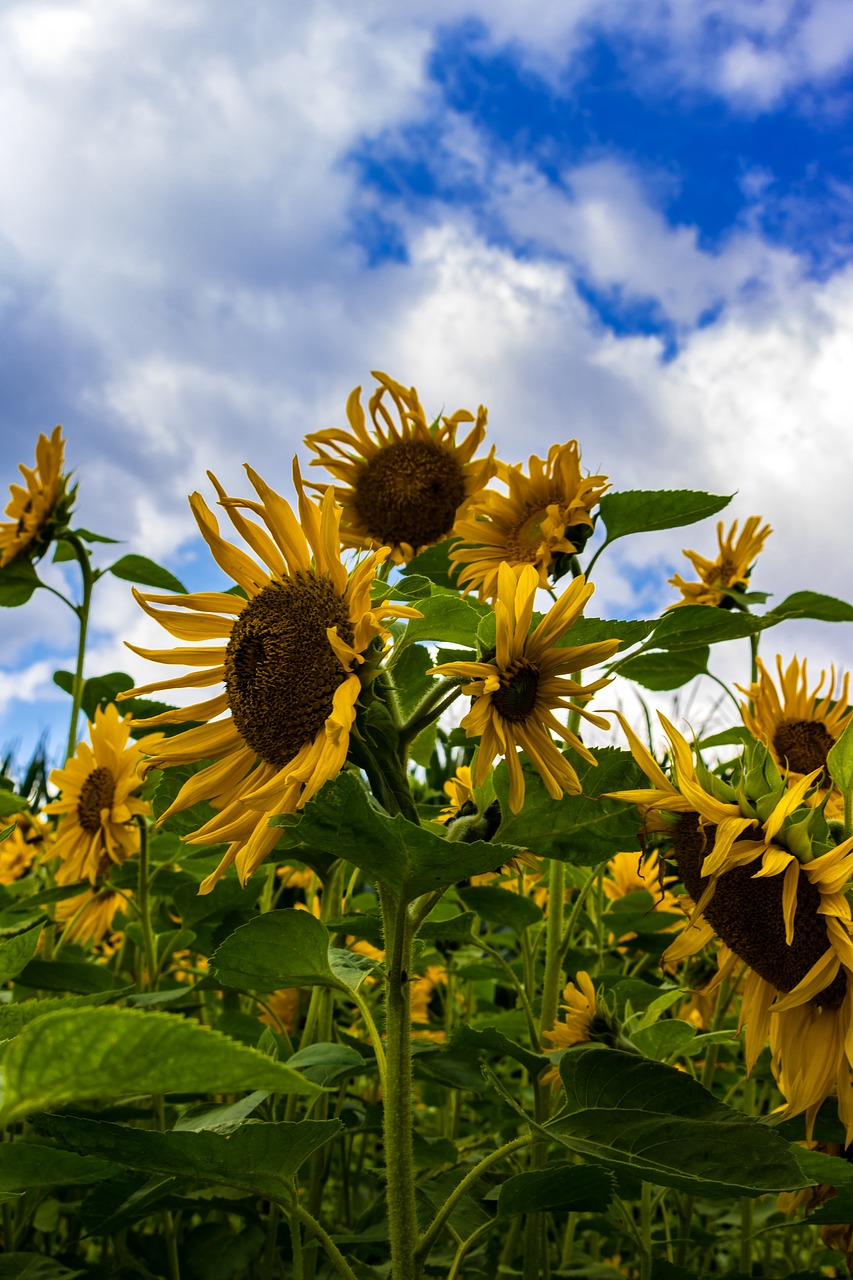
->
[224,574,354,768]
[773,718,835,776]
[505,505,552,563]
[674,814,847,1010]
[77,767,116,834]
[352,440,466,551]
[492,661,540,723]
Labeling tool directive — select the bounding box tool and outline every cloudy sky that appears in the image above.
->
[2,0,852,768]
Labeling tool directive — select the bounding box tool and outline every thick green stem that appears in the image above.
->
[64,533,96,763]
[379,885,418,1280]
[540,857,566,1040]
[397,676,465,750]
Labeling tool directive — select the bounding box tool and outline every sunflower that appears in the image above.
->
[55,886,128,945]
[541,971,601,1085]
[304,371,495,564]
[121,462,419,893]
[430,563,619,813]
[44,703,153,887]
[739,656,852,805]
[0,426,74,567]
[668,515,771,609]
[0,811,53,885]
[437,764,475,822]
[602,850,681,946]
[612,712,853,1139]
[450,442,609,600]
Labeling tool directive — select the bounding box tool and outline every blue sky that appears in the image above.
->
[2,0,853,768]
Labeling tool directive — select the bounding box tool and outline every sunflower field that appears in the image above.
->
[3,373,853,1279]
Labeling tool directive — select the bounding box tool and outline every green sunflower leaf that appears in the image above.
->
[492,750,644,865]
[397,588,489,651]
[615,646,710,691]
[627,604,770,653]
[0,792,28,818]
[0,1256,83,1279]
[495,1164,615,1217]
[0,1142,120,1192]
[598,489,733,542]
[272,772,523,901]
[767,591,853,623]
[106,554,188,595]
[556,617,659,653]
[401,538,460,589]
[33,1114,340,1196]
[457,885,543,932]
[78,671,135,720]
[0,557,42,608]
[828,719,853,796]
[210,908,377,994]
[0,1007,319,1123]
[0,926,43,985]
[549,1045,808,1197]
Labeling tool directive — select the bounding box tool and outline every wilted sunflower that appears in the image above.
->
[0,426,74,567]
[430,563,618,813]
[612,712,853,1138]
[55,886,128,946]
[122,463,419,893]
[451,442,609,600]
[44,703,153,887]
[668,515,771,609]
[304,371,495,563]
[739,656,852,806]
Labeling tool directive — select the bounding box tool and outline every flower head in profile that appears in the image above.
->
[122,462,419,893]
[304,371,495,564]
[437,764,475,823]
[612,711,853,1139]
[0,811,53,885]
[55,886,128,946]
[0,426,75,567]
[541,971,602,1085]
[430,564,618,813]
[739,656,852,807]
[451,442,609,600]
[44,703,154,887]
[668,516,771,609]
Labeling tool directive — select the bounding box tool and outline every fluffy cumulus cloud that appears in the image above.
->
[1,0,851,763]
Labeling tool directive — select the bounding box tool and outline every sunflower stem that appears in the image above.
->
[398,676,466,751]
[378,885,419,1280]
[540,858,566,1041]
[415,1135,531,1263]
[64,532,97,764]
[136,817,158,993]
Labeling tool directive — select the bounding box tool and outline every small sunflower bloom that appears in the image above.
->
[451,442,609,600]
[0,811,53,884]
[304,371,495,564]
[739,657,852,809]
[55,886,128,946]
[44,703,154,887]
[541,971,600,1085]
[430,563,619,813]
[0,426,75,567]
[668,516,771,609]
[122,462,419,893]
[437,764,476,823]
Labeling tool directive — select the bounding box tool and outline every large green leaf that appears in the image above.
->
[767,591,853,623]
[0,1007,319,1123]
[457,885,542,932]
[35,1114,340,1196]
[630,604,770,653]
[495,1164,614,1217]
[616,647,709,691]
[401,538,460,589]
[449,1024,548,1077]
[557,617,659,653]
[548,1045,807,1197]
[0,1142,119,1191]
[272,772,523,901]
[0,1257,81,1279]
[493,751,644,864]
[0,927,43,985]
[0,792,28,819]
[107,554,187,594]
[598,490,732,542]
[0,558,42,608]
[397,589,488,650]
[210,909,376,994]
[0,991,124,1040]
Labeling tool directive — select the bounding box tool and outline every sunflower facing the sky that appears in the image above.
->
[611,711,853,1138]
[450,442,609,601]
[739,656,852,804]
[430,563,619,813]
[304,371,495,564]
[122,462,419,893]
[0,426,74,567]
[668,515,771,609]
[45,702,154,888]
